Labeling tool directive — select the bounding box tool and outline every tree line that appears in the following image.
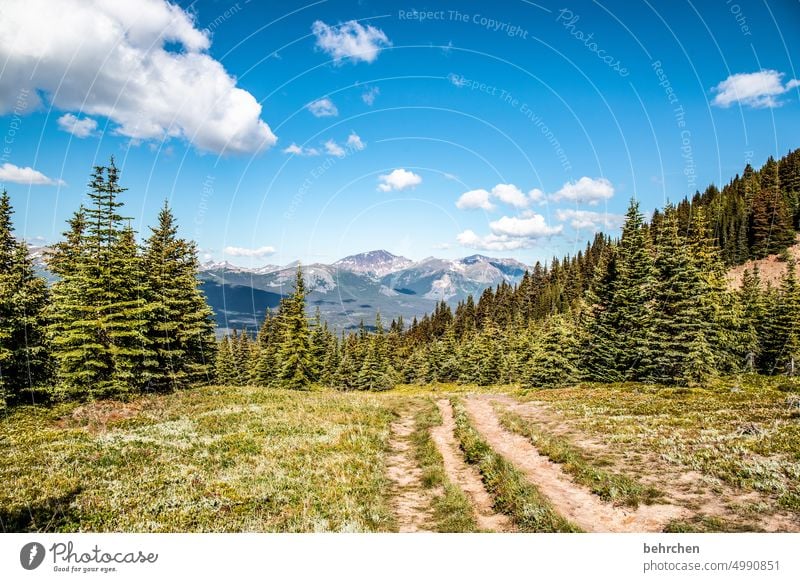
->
[3,151,800,404]
[0,158,216,408]
[216,149,800,390]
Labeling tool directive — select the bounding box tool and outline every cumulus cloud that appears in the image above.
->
[57,113,97,138]
[489,214,562,238]
[455,183,543,210]
[551,177,614,206]
[457,230,538,251]
[491,184,529,208]
[307,97,338,117]
[457,211,561,251]
[0,163,64,186]
[312,20,391,64]
[346,132,365,151]
[712,70,800,108]
[456,189,495,211]
[283,143,320,156]
[0,0,276,154]
[324,139,346,157]
[362,86,380,105]
[378,169,422,192]
[529,188,545,203]
[223,245,276,258]
[555,209,625,231]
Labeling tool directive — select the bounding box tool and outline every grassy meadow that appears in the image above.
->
[1,378,798,532]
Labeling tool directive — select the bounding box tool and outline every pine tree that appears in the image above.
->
[104,225,154,393]
[215,335,238,385]
[750,157,795,257]
[579,244,623,382]
[738,266,764,370]
[0,192,52,406]
[646,207,715,385]
[613,200,657,380]
[143,203,216,390]
[761,261,800,375]
[253,308,280,387]
[47,208,99,398]
[276,267,313,389]
[355,313,395,390]
[49,159,139,398]
[525,315,580,389]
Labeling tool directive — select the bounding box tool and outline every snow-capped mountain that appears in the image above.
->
[332,250,414,279]
[198,251,531,331]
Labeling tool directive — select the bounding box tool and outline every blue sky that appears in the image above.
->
[0,0,799,267]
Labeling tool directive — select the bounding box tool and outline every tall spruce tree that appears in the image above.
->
[613,200,657,380]
[143,203,216,390]
[276,267,313,389]
[0,191,52,406]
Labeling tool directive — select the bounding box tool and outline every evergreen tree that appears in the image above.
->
[613,200,657,380]
[761,261,800,375]
[143,203,216,390]
[215,335,238,385]
[0,192,52,406]
[646,207,715,385]
[253,308,280,387]
[276,267,313,389]
[525,315,580,389]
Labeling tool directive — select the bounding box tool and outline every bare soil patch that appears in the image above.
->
[494,394,799,532]
[386,412,434,532]
[430,399,515,532]
[465,395,685,532]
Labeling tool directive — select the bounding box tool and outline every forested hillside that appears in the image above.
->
[222,149,800,390]
[3,151,800,407]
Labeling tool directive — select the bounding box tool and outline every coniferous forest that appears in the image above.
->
[3,151,800,408]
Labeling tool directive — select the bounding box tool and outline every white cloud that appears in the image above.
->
[455,189,494,211]
[0,163,64,186]
[551,177,614,206]
[378,169,422,192]
[361,86,380,105]
[307,97,338,117]
[455,183,542,210]
[555,209,624,231]
[712,70,800,108]
[0,0,276,154]
[346,132,365,151]
[57,113,97,138]
[489,214,562,238]
[223,245,276,258]
[491,183,529,208]
[529,188,545,203]
[312,20,391,64]
[456,230,538,251]
[283,143,320,156]
[324,139,346,157]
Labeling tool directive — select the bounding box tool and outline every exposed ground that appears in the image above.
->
[1,378,798,532]
[726,235,800,289]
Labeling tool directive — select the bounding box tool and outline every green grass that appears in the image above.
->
[449,397,581,533]
[0,386,397,532]
[408,399,478,532]
[515,376,800,518]
[496,406,663,507]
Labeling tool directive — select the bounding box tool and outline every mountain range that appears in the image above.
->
[198,250,529,332]
[27,245,530,332]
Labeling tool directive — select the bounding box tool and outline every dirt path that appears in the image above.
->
[464,395,686,532]
[497,394,799,533]
[386,412,434,532]
[430,399,515,532]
